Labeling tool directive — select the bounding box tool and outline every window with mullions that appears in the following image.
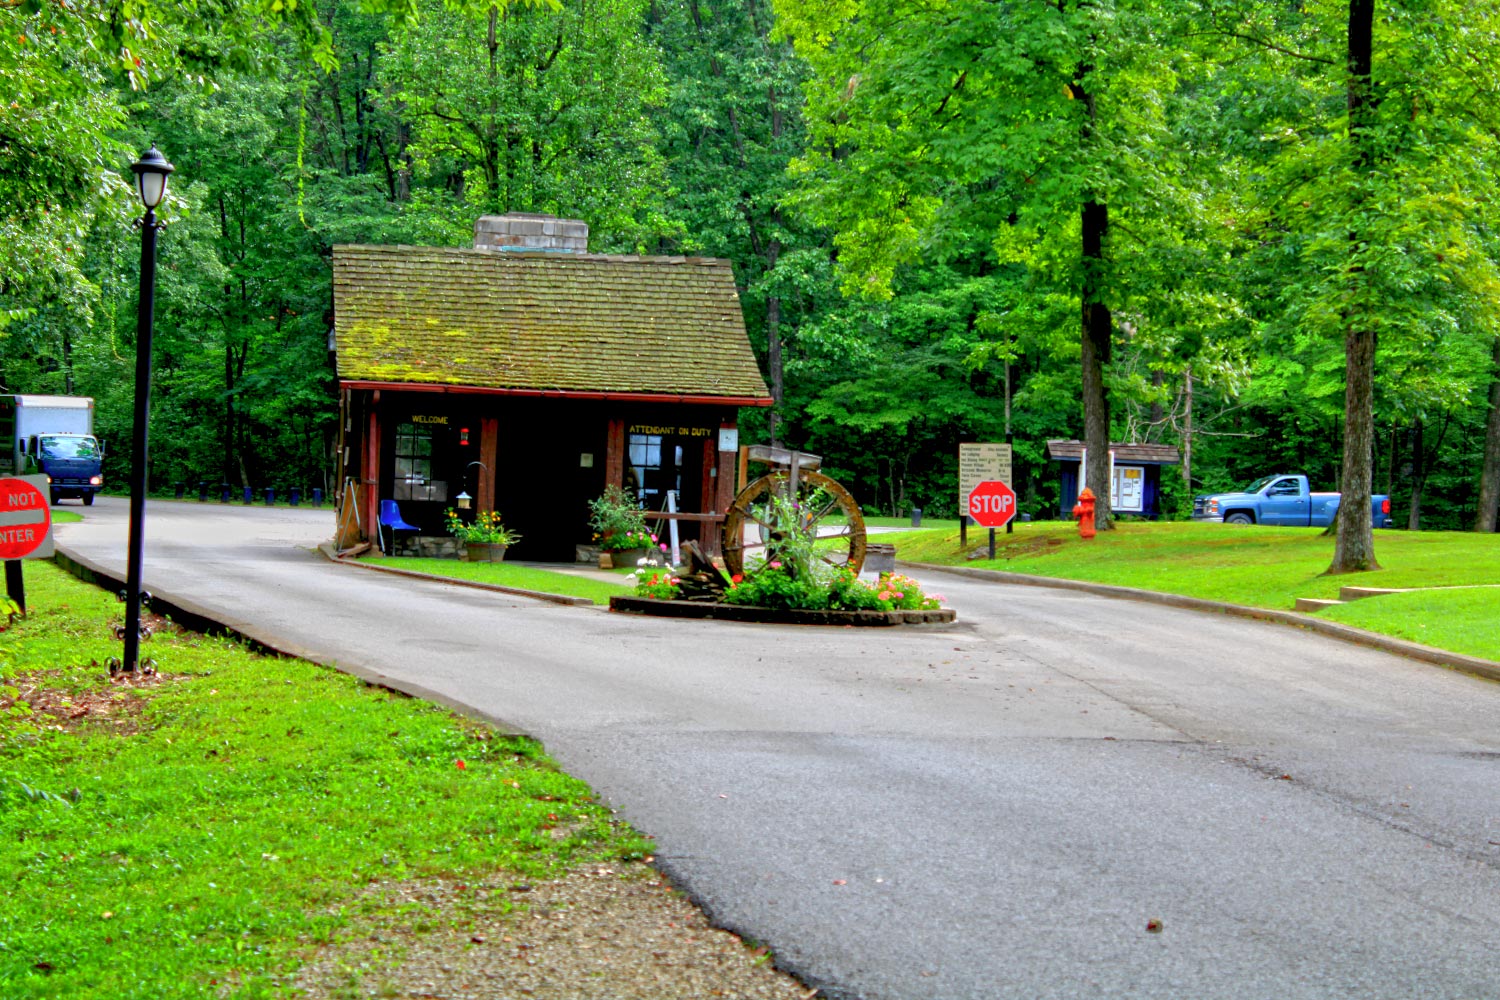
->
[393,422,447,501]
[628,433,683,506]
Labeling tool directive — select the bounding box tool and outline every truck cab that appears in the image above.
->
[28,433,105,505]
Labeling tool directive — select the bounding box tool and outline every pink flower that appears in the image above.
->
[769,560,782,569]
[660,543,669,552]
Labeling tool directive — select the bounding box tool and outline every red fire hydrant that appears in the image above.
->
[1072,487,1097,539]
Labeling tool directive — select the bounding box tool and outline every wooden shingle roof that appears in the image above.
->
[332,245,772,403]
[1046,440,1181,464]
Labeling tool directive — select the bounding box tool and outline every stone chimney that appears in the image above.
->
[474,213,589,253]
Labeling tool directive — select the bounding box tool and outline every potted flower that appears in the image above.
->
[588,485,662,568]
[444,508,520,562]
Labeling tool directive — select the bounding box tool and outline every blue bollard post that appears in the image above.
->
[198,481,209,502]
[220,483,231,503]
[242,486,253,504]
[264,487,275,506]
[312,488,323,507]
[911,507,923,527]
[289,488,301,507]
[174,482,185,499]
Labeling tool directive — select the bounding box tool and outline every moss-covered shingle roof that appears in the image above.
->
[332,245,772,402]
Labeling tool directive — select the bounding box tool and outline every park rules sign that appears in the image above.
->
[958,443,1013,518]
[0,475,54,561]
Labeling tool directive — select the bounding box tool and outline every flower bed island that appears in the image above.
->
[608,487,955,626]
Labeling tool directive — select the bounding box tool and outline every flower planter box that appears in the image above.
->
[608,595,955,627]
[465,542,509,563]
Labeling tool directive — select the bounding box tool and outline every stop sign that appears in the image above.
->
[967,480,1016,528]
[0,477,52,560]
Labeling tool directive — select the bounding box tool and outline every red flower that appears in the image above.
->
[455,759,467,770]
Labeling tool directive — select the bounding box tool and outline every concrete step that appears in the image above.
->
[1296,598,1346,613]
[1339,586,1409,602]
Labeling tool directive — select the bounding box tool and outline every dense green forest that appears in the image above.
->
[3,0,1498,535]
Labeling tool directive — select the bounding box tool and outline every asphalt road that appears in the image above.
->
[54,498,1500,1000]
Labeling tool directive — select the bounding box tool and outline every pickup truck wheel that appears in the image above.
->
[1225,512,1254,525]
[50,489,60,506]
[82,493,94,507]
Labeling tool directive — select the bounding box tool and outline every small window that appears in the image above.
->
[393,422,447,502]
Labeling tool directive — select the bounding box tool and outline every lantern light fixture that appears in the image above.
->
[130,145,175,210]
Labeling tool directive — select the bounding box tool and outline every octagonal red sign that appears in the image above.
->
[967,479,1016,528]
[0,477,52,560]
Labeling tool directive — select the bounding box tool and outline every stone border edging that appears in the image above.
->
[317,543,593,607]
[49,544,527,735]
[901,560,1500,683]
[609,594,956,626]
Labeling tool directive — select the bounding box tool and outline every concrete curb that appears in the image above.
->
[901,560,1500,684]
[609,595,956,627]
[50,544,528,735]
[317,543,594,607]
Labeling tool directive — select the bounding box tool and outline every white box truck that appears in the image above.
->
[0,395,105,505]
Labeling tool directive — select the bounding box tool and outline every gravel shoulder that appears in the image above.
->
[291,862,814,1000]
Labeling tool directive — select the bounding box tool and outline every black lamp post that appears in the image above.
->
[122,145,173,674]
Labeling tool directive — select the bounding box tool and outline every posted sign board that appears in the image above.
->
[1113,465,1145,513]
[959,443,1013,518]
[0,475,54,560]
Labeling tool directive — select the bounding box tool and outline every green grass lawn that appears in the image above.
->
[0,561,650,999]
[362,556,632,605]
[1320,587,1500,661]
[894,521,1500,660]
[50,510,83,524]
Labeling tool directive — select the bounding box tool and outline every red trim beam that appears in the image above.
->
[340,381,773,407]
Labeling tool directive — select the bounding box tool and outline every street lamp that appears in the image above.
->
[121,145,173,675]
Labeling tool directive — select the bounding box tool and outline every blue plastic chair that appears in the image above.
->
[378,500,420,555]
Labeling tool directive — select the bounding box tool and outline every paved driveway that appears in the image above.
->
[55,499,1500,1000]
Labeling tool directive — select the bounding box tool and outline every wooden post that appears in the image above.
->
[479,416,499,510]
[605,418,625,489]
[700,437,716,550]
[364,392,381,546]
[5,560,23,614]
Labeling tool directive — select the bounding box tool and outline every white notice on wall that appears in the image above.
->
[1113,465,1145,513]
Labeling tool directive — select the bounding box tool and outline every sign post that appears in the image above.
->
[0,475,56,613]
[967,479,1017,560]
[959,443,1014,547]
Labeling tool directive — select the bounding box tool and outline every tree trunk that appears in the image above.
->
[1080,198,1113,529]
[1181,370,1193,493]
[1476,336,1500,531]
[1328,0,1379,573]
[1406,417,1422,531]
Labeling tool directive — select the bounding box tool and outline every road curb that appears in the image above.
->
[901,561,1500,684]
[316,543,595,607]
[49,544,528,736]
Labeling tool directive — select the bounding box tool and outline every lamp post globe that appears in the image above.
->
[130,145,174,209]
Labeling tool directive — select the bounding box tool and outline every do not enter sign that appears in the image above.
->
[967,479,1017,528]
[0,477,53,560]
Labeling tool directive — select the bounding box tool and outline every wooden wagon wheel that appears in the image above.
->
[721,470,868,578]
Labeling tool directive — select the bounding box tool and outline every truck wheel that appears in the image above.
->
[1225,512,1254,525]
[82,493,95,507]
[50,490,60,506]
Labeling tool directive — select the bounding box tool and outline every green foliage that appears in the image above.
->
[3,0,1499,534]
[588,485,651,549]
